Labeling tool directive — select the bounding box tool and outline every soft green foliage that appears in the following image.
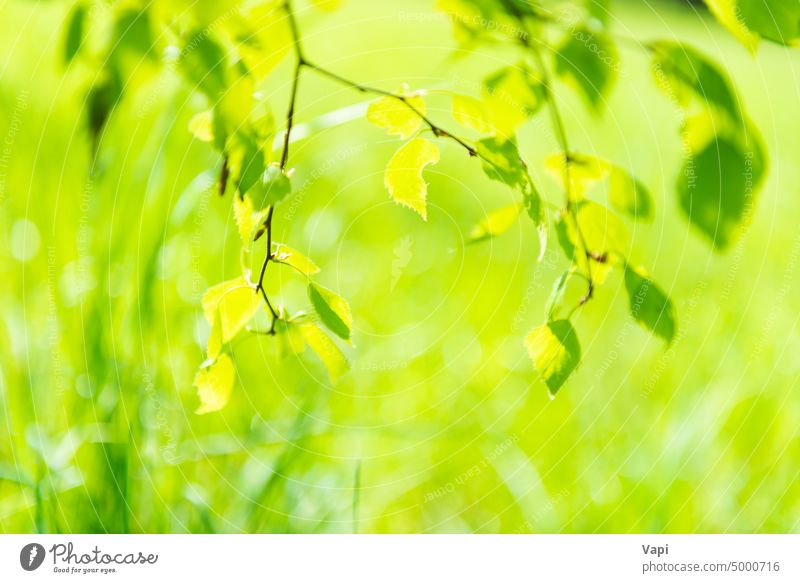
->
[2,0,800,535]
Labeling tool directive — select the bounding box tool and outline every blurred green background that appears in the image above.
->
[1,0,799,533]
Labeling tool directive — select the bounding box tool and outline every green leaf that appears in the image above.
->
[703,0,760,51]
[704,0,800,48]
[576,200,629,258]
[63,3,85,64]
[737,0,800,46]
[650,42,742,126]
[525,320,581,396]
[111,10,154,62]
[233,194,268,243]
[609,167,653,221]
[468,203,523,242]
[384,138,440,220]
[202,277,261,343]
[299,323,349,383]
[235,2,294,81]
[482,66,544,137]
[544,152,610,198]
[180,29,226,98]
[476,137,528,190]
[194,354,235,414]
[308,283,352,340]
[554,26,618,112]
[451,94,493,133]
[624,265,677,344]
[260,165,292,206]
[228,133,266,196]
[272,243,320,275]
[677,130,766,250]
[545,270,570,320]
[367,94,425,139]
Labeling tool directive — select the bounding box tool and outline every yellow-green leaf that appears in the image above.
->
[367,94,425,139]
[308,283,352,340]
[452,94,492,133]
[704,0,760,52]
[468,203,523,242]
[544,153,610,198]
[188,110,214,142]
[299,323,349,383]
[233,194,268,243]
[272,242,320,275]
[525,320,581,396]
[202,277,261,343]
[384,138,440,220]
[235,3,294,81]
[194,354,235,414]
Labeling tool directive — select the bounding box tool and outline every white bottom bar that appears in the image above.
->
[0,535,797,582]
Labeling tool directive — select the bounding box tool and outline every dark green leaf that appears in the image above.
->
[677,129,766,250]
[180,30,227,99]
[554,26,618,112]
[111,10,154,62]
[63,3,85,64]
[738,0,800,46]
[624,265,677,344]
[651,42,742,126]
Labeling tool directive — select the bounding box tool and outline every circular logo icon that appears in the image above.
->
[20,543,46,571]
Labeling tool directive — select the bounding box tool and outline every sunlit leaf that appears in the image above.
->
[703,0,760,52]
[544,152,610,198]
[272,243,320,275]
[452,94,493,133]
[299,323,349,383]
[468,203,523,242]
[704,0,800,48]
[554,26,618,112]
[234,2,294,81]
[525,320,581,396]
[257,165,292,206]
[367,94,425,139]
[189,111,215,142]
[308,283,352,340]
[233,194,268,243]
[482,66,544,137]
[311,0,343,10]
[577,200,629,258]
[194,354,235,414]
[202,277,261,343]
[609,167,653,221]
[384,138,440,220]
[624,265,677,344]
